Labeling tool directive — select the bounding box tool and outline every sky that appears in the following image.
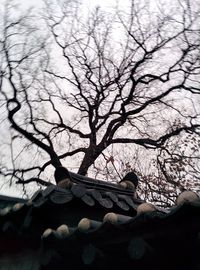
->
[0,0,199,198]
[15,0,162,11]
[0,0,125,198]
[19,0,127,9]
[0,0,137,198]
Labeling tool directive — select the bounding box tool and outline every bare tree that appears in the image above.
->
[0,0,199,200]
[89,125,200,207]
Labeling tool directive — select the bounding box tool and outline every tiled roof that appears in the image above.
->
[0,168,200,269]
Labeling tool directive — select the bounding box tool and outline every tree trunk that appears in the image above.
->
[78,146,102,176]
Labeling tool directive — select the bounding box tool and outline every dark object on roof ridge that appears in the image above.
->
[54,166,72,184]
[120,171,139,188]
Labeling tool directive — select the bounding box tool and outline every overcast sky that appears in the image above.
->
[0,0,183,198]
[19,0,128,9]
[0,0,198,198]
[0,0,130,198]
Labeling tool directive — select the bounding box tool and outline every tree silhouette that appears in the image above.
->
[0,0,199,201]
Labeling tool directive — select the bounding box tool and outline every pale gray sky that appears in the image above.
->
[18,0,126,9]
[0,0,199,198]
